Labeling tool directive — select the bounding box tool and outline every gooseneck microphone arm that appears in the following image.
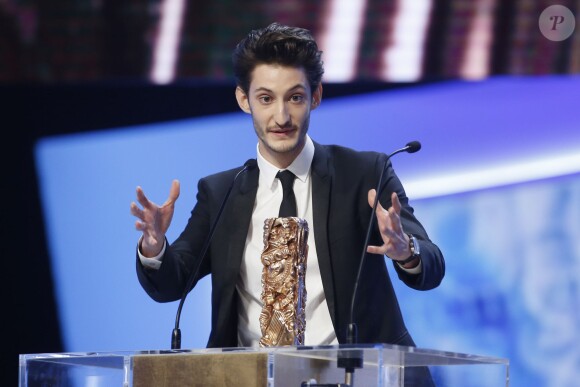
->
[171,159,257,350]
[333,141,421,387]
[347,140,421,344]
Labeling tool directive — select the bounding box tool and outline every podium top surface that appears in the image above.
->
[20,343,509,368]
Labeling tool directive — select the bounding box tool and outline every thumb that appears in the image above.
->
[368,189,377,208]
[368,188,387,213]
[165,179,181,206]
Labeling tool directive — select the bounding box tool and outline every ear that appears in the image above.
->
[235,86,251,114]
[311,83,323,110]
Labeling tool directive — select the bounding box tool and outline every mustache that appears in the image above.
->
[268,123,296,132]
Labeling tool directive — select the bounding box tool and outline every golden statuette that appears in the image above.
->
[259,217,309,347]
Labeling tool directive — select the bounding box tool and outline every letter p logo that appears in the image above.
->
[539,5,575,41]
[550,15,565,30]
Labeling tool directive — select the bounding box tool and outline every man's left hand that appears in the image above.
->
[366,189,412,261]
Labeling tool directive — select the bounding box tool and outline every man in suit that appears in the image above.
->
[131,22,445,383]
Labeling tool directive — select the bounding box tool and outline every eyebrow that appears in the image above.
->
[253,84,307,94]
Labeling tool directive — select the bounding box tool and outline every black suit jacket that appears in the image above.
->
[137,141,445,348]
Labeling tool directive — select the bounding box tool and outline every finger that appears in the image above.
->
[135,220,146,231]
[387,211,403,237]
[164,179,180,206]
[388,193,404,235]
[391,192,402,214]
[367,244,386,255]
[370,189,394,237]
[135,186,151,208]
[130,202,144,219]
[378,216,399,243]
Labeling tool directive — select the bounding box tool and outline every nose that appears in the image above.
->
[274,101,291,127]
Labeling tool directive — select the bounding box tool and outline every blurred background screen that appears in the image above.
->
[3,1,579,387]
[1,0,578,83]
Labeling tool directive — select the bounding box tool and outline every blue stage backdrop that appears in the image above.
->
[35,76,580,387]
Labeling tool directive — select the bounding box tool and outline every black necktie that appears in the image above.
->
[276,170,297,217]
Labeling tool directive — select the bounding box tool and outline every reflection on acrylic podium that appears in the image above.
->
[20,343,509,386]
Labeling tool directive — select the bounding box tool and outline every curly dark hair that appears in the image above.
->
[232,22,324,94]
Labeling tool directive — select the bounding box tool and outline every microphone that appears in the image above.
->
[171,159,257,350]
[337,141,421,386]
[348,140,421,343]
[402,140,421,154]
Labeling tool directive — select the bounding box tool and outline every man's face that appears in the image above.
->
[236,64,322,168]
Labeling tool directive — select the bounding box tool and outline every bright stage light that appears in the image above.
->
[150,0,186,84]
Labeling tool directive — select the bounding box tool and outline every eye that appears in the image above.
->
[290,94,304,103]
[258,95,272,104]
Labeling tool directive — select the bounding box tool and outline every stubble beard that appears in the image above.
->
[254,117,310,158]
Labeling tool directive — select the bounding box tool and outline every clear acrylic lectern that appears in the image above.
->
[20,344,509,386]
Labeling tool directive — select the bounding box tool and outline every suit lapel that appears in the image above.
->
[311,143,337,327]
[226,164,259,278]
[221,153,339,330]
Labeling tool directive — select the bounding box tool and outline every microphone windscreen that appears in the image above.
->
[406,141,421,153]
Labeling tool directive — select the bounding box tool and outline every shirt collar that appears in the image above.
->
[257,135,315,187]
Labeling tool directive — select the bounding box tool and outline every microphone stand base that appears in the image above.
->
[336,324,364,386]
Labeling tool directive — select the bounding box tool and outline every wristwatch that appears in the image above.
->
[398,234,420,265]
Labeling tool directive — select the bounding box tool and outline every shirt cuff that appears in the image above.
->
[137,237,166,270]
[397,259,422,274]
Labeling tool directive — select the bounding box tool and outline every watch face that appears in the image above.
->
[410,235,420,256]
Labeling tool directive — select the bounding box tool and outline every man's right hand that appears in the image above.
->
[130,179,180,257]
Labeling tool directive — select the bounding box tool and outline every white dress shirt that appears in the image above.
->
[237,135,338,346]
